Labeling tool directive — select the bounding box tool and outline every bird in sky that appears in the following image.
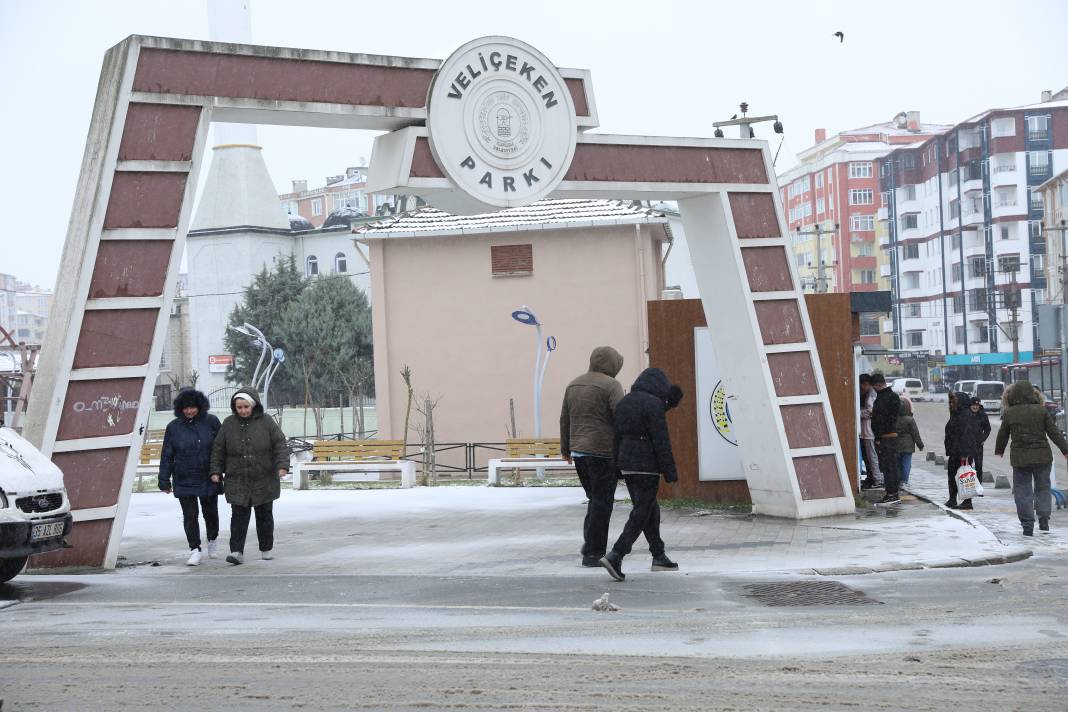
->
[730,114,738,120]
[833,31,845,43]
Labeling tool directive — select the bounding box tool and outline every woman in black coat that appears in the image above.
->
[600,368,682,582]
[159,389,222,566]
[944,391,983,510]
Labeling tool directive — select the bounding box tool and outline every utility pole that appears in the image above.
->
[713,102,783,139]
[1051,219,1068,416]
[795,223,838,293]
[994,257,1022,365]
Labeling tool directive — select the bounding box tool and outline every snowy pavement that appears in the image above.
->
[103,484,1029,579]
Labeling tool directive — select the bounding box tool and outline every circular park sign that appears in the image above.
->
[426,36,577,210]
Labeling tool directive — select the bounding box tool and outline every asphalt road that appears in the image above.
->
[3,556,1068,710]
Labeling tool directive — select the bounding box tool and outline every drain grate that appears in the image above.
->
[741,580,882,607]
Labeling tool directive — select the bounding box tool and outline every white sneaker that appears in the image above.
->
[206,540,218,559]
[226,551,244,565]
[261,551,273,560]
[186,549,202,566]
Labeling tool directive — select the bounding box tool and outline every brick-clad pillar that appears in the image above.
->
[24,37,211,568]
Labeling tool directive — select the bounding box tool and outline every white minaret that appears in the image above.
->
[186,0,295,395]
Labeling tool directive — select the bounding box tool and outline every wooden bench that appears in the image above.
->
[487,437,574,485]
[135,442,164,492]
[292,440,416,489]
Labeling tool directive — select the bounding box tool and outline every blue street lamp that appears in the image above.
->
[511,306,556,438]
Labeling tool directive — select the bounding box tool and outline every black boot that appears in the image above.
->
[600,551,625,581]
[1039,518,1050,532]
[957,500,973,510]
[651,554,679,571]
[1022,524,1034,536]
[944,499,958,509]
[581,555,602,567]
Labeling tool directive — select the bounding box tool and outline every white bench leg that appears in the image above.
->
[487,459,500,486]
[292,462,307,490]
[400,461,416,488]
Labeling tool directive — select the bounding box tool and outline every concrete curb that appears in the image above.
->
[809,545,1031,577]
[899,484,1034,569]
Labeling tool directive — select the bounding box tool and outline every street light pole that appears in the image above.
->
[228,322,284,410]
[510,306,557,440]
[795,222,838,293]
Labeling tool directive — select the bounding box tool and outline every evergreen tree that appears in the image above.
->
[278,275,373,408]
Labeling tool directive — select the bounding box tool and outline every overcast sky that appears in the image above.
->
[2,0,1066,289]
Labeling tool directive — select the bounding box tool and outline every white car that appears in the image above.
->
[892,378,925,401]
[953,380,979,397]
[974,381,1005,414]
[0,426,73,583]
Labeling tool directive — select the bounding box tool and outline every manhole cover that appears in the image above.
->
[741,581,881,607]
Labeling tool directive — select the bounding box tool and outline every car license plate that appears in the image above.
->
[31,521,65,541]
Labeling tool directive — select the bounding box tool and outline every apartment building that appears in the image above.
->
[777,113,949,345]
[881,88,1068,378]
[279,166,395,227]
[1039,166,1068,302]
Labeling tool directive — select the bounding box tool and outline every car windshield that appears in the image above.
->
[976,384,1003,399]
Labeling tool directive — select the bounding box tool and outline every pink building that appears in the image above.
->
[356,200,671,444]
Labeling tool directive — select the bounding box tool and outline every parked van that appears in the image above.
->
[0,426,73,583]
[953,380,979,397]
[974,381,1006,414]
[892,378,925,400]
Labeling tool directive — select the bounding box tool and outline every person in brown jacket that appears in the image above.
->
[560,346,624,567]
[209,388,289,564]
[994,380,1068,536]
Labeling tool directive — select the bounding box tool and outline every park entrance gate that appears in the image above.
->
[25,35,854,568]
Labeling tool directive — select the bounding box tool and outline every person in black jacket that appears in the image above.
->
[969,397,992,483]
[159,389,222,566]
[945,391,983,509]
[869,374,902,504]
[600,368,682,582]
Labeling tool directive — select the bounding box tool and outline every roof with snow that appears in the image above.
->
[354,199,670,239]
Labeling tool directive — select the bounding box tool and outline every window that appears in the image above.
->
[907,331,924,347]
[952,294,964,313]
[903,185,917,201]
[995,187,1017,207]
[903,243,920,259]
[994,155,1015,173]
[491,243,533,276]
[1034,287,1047,305]
[969,257,986,278]
[815,173,824,189]
[991,117,1015,137]
[331,190,362,211]
[849,162,872,179]
[311,198,323,216]
[334,252,347,273]
[951,263,962,282]
[1031,254,1045,273]
[998,254,1021,273]
[880,191,890,206]
[952,234,962,250]
[1029,150,1051,177]
[1030,189,1045,212]
[903,272,920,290]
[949,200,960,219]
[306,255,318,276]
[859,270,875,284]
[860,315,880,336]
[1000,224,1012,240]
[816,197,825,214]
[901,214,919,230]
[849,189,874,205]
[907,303,922,318]
[969,288,988,309]
[855,241,874,257]
[284,201,299,215]
[975,323,989,343]
[850,214,875,231]
[1027,115,1050,141]
[955,325,967,344]
[902,154,916,169]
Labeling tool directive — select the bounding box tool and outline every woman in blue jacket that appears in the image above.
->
[159,389,222,566]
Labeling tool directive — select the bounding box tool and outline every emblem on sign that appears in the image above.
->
[426,36,577,210]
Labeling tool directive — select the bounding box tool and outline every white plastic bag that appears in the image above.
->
[957,459,982,499]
